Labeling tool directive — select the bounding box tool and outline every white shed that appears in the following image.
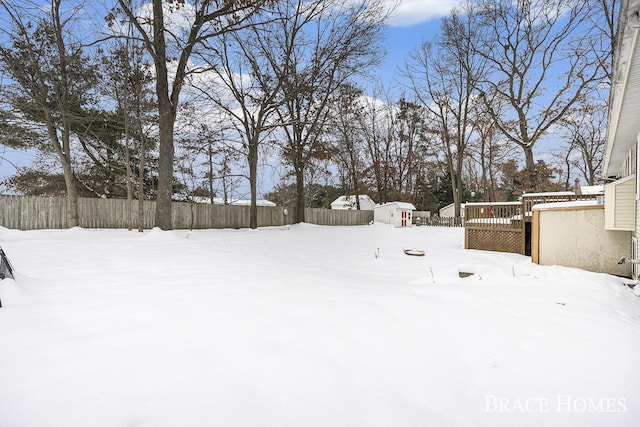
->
[330,195,376,210]
[374,202,416,227]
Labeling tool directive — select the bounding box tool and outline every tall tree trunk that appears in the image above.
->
[523,146,537,190]
[138,136,145,233]
[295,166,305,223]
[137,106,147,233]
[208,141,215,204]
[125,130,133,231]
[156,112,175,230]
[152,0,174,230]
[53,0,78,227]
[45,115,79,227]
[451,170,462,219]
[249,139,258,229]
[293,133,306,223]
[60,154,79,227]
[523,146,535,173]
[122,94,133,230]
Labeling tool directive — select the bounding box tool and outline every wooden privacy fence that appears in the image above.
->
[296,207,373,226]
[0,196,374,230]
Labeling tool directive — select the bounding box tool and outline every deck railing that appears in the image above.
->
[521,193,600,216]
[464,202,523,229]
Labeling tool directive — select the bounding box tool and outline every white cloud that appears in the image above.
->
[387,0,463,27]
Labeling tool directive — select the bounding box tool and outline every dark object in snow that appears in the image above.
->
[458,272,474,278]
[0,247,14,280]
[404,249,424,257]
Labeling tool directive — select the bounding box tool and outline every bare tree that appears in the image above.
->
[465,94,517,202]
[472,0,606,188]
[588,0,619,82]
[111,27,154,232]
[561,99,607,185]
[192,22,286,228]
[191,0,389,225]
[404,8,486,219]
[113,0,270,229]
[274,0,391,222]
[350,87,435,207]
[388,98,429,201]
[358,87,396,204]
[328,84,367,205]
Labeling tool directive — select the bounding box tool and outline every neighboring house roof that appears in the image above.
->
[331,195,375,209]
[227,199,277,207]
[604,0,640,177]
[375,202,416,210]
[191,196,277,207]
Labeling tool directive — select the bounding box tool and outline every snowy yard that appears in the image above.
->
[0,224,639,427]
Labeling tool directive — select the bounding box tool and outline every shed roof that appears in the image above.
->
[375,202,416,210]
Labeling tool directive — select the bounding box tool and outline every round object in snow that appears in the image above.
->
[404,249,425,257]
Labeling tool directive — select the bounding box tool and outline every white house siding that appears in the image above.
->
[633,197,640,278]
[605,175,636,231]
[635,138,640,278]
[439,203,464,218]
[603,0,640,277]
[616,181,636,229]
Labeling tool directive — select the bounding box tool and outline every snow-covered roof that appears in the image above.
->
[532,200,602,211]
[579,185,604,195]
[375,201,416,210]
[332,195,372,203]
[331,195,375,210]
[191,196,276,207]
[227,199,277,207]
[521,191,575,198]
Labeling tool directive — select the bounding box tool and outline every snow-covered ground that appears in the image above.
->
[0,224,638,427]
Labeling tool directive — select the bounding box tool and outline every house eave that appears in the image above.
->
[604,1,640,178]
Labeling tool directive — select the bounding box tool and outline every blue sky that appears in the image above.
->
[375,0,460,86]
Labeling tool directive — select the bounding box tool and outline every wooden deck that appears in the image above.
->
[464,194,600,255]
